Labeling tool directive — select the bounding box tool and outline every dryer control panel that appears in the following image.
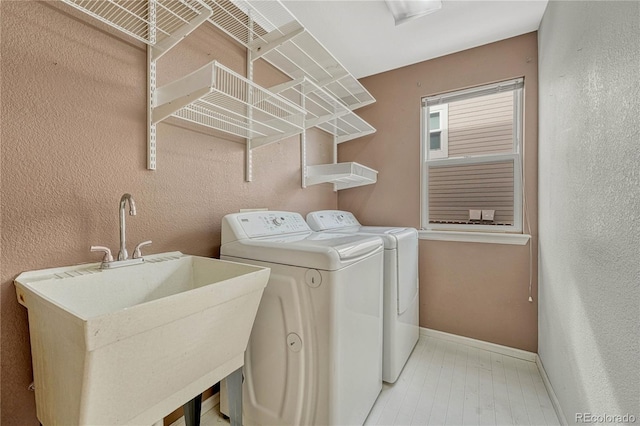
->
[222,211,311,242]
[306,210,360,231]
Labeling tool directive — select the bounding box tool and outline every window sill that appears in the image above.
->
[418,230,531,245]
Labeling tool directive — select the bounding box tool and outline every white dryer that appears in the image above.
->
[306,210,419,383]
[220,211,384,426]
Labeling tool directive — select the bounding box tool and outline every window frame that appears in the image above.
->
[420,79,524,233]
[425,104,448,159]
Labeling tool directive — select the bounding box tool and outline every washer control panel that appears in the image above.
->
[306,210,360,231]
[237,211,310,238]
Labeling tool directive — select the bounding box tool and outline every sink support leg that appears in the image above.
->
[183,393,202,426]
[227,367,243,426]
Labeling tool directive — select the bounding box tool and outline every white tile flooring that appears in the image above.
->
[190,335,559,426]
[365,335,559,426]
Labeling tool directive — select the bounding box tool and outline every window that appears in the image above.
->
[420,78,524,232]
[427,104,448,159]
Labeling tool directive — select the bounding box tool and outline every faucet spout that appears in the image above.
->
[118,193,136,261]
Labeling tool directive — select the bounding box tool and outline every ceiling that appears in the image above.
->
[281,0,549,78]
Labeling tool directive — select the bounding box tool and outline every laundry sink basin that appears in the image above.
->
[15,252,269,425]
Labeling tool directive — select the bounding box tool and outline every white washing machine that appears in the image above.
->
[306,210,419,384]
[220,211,384,426]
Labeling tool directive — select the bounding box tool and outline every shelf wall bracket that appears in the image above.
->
[268,78,306,95]
[304,110,351,129]
[249,25,305,61]
[250,131,299,149]
[150,7,213,61]
[314,72,350,89]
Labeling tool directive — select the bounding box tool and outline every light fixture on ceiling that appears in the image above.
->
[384,0,442,25]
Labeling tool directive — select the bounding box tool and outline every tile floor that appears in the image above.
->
[186,335,560,426]
[365,335,559,426]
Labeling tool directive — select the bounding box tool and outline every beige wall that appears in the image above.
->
[338,33,538,352]
[0,1,335,423]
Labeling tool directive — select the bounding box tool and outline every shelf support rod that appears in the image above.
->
[147,0,158,170]
[333,134,338,192]
[301,89,307,188]
[245,12,254,182]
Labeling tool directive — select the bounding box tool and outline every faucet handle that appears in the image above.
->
[91,246,114,262]
[133,240,152,259]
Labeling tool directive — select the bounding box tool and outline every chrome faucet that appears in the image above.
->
[90,193,151,269]
[118,193,137,261]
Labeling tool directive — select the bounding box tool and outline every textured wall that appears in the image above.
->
[338,33,539,352]
[538,1,640,423]
[0,1,335,423]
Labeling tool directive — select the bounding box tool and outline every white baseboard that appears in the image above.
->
[535,355,568,426]
[419,327,537,361]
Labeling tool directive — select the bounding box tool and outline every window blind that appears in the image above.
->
[428,160,515,225]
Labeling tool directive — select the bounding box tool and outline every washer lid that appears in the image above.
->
[220,232,384,271]
[306,210,417,249]
[306,210,360,230]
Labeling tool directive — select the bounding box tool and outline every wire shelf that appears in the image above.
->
[268,76,376,144]
[316,113,376,144]
[306,162,378,190]
[203,0,375,110]
[153,61,306,146]
[61,0,212,52]
[269,77,351,129]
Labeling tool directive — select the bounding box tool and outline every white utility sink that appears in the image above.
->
[15,252,269,425]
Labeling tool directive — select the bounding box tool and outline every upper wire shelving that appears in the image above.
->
[59,0,379,189]
[201,0,376,111]
[61,0,213,60]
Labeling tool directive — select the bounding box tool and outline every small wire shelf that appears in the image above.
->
[306,162,378,190]
[153,61,306,146]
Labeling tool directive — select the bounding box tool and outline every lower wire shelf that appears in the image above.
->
[316,113,376,143]
[153,60,306,147]
[306,162,378,190]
